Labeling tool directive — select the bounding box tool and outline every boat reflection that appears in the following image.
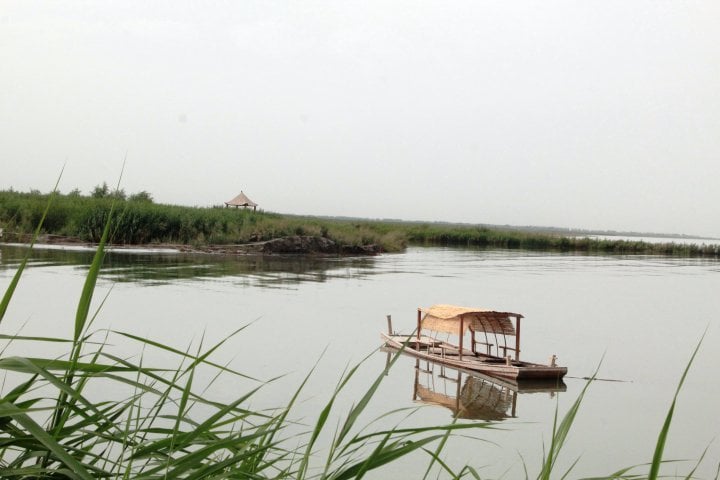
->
[396,353,565,420]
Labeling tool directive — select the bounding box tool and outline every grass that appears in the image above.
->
[402,223,720,257]
[0,190,407,253]
[2,188,720,257]
[0,185,716,478]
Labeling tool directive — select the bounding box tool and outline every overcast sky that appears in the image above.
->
[2,1,719,236]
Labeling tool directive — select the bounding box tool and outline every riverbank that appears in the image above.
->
[2,189,719,257]
[0,233,383,256]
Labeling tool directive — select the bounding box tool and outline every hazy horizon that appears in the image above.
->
[2,2,719,237]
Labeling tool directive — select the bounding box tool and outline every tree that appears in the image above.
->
[129,190,153,203]
[110,188,127,200]
[91,182,109,198]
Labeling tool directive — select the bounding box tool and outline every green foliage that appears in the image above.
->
[402,223,720,257]
[2,189,718,257]
[90,182,110,198]
[128,190,153,203]
[0,190,405,252]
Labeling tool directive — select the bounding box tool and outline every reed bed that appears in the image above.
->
[2,189,719,257]
[403,224,720,257]
[0,190,406,252]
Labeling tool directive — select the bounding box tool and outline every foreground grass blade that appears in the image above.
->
[648,330,706,480]
[73,200,113,343]
[0,401,94,480]
[320,349,401,477]
[538,368,600,480]
[0,169,63,324]
[331,435,445,480]
[113,328,258,381]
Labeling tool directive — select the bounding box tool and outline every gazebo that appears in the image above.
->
[225,191,258,211]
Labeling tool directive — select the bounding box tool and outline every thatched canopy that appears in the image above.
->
[225,191,258,209]
[420,304,522,336]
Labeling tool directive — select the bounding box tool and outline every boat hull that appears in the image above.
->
[382,333,567,381]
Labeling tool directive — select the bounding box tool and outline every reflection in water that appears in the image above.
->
[399,353,566,421]
[0,244,378,288]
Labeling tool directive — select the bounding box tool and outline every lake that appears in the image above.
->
[1,243,718,478]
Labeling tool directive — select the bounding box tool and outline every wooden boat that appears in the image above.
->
[381,304,567,381]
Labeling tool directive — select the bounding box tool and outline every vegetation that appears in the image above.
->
[0,187,714,478]
[0,189,406,252]
[1,188,719,257]
[401,223,720,257]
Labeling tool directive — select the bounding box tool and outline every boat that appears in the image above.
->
[381,304,567,381]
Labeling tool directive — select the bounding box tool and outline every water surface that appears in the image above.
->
[1,244,718,478]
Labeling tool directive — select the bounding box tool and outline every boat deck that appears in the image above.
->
[383,334,566,381]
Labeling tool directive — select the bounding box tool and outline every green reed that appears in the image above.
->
[3,189,719,256]
[0,190,407,252]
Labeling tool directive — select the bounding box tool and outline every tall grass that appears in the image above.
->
[0,190,406,252]
[3,189,720,256]
[404,224,720,257]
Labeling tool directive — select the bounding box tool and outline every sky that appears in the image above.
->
[1,1,719,237]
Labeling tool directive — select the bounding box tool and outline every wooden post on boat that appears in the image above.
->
[386,315,393,335]
[413,359,420,401]
[417,308,422,340]
[458,315,464,361]
[515,315,522,361]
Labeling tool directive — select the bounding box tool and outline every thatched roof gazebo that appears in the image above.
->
[225,191,258,211]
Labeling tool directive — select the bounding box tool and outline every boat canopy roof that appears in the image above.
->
[420,304,523,336]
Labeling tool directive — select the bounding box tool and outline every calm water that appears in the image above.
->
[1,244,719,478]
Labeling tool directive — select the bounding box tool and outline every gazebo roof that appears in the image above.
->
[225,191,257,207]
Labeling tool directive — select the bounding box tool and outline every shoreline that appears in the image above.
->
[0,233,383,257]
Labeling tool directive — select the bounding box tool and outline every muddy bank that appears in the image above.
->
[1,233,382,256]
[187,235,381,255]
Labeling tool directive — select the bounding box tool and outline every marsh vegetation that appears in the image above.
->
[2,189,719,257]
